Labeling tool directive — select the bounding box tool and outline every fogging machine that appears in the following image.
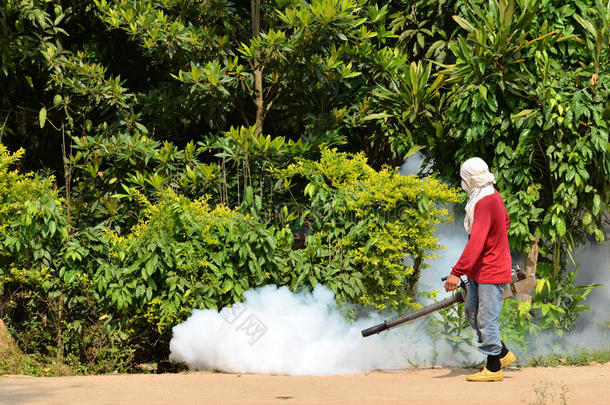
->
[361,267,536,337]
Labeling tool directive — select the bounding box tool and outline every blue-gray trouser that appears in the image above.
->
[464,280,506,356]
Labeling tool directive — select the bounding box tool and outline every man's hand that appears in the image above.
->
[444,274,460,292]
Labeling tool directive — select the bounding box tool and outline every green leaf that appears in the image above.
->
[452,15,475,32]
[478,85,488,101]
[39,107,47,128]
[592,194,601,215]
[361,112,390,121]
[245,186,254,205]
[556,217,566,237]
[511,109,536,119]
[535,278,547,294]
[573,14,597,38]
[222,279,233,291]
[404,144,425,159]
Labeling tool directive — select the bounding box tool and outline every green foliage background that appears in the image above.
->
[0,0,608,372]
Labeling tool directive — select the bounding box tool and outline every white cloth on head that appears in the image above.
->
[460,157,496,234]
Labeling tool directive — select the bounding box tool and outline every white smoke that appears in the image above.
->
[169,284,478,375]
[525,240,610,357]
[418,221,468,301]
[399,151,468,299]
[572,240,610,338]
[399,151,425,176]
[169,285,395,375]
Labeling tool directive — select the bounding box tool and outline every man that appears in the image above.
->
[444,157,517,382]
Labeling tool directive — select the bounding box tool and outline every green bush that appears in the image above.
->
[0,144,67,355]
[0,144,133,374]
[277,148,460,310]
[67,131,218,231]
[88,188,294,339]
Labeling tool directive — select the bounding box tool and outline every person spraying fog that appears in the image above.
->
[444,157,517,382]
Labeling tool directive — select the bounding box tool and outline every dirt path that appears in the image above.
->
[1,364,608,405]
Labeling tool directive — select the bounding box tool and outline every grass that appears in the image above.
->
[0,348,44,376]
[528,381,569,405]
[526,347,610,367]
[0,354,72,377]
[0,320,72,377]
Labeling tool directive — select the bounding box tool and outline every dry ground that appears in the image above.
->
[1,363,608,405]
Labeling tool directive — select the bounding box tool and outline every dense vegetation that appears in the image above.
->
[0,0,608,373]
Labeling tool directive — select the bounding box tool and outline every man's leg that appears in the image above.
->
[464,279,481,343]
[500,340,517,368]
[467,283,505,381]
[476,283,505,358]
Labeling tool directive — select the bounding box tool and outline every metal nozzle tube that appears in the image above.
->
[361,292,464,337]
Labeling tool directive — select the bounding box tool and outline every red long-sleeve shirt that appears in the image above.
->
[451,190,512,283]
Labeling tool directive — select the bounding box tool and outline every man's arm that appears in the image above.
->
[451,202,492,278]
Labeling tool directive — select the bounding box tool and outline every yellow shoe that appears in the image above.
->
[500,351,517,368]
[466,367,503,382]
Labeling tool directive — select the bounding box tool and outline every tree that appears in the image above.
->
[414,0,608,330]
[94,0,427,166]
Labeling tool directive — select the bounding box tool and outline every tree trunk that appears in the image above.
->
[251,0,264,136]
[525,236,539,277]
[406,256,423,299]
[516,236,539,304]
[56,294,64,360]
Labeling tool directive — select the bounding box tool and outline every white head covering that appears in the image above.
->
[460,157,496,234]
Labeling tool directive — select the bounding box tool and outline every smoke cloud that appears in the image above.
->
[526,241,610,357]
[170,285,397,375]
[169,284,478,375]
[573,241,610,338]
[398,151,425,176]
